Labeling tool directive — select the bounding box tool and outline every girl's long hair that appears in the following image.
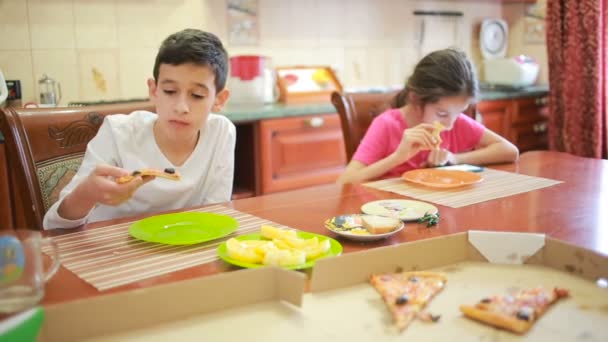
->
[392,48,479,108]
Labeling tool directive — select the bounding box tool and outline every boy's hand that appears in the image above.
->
[393,123,439,162]
[427,148,458,167]
[78,165,152,207]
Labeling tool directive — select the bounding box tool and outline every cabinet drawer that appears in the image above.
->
[510,121,549,152]
[513,96,548,124]
[258,114,347,194]
[475,99,511,138]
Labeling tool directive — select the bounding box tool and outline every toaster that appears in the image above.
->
[483,55,540,87]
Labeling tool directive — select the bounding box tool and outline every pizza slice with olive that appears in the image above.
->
[460,287,569,334]
[369,271,447,331]
[116,168,181,184]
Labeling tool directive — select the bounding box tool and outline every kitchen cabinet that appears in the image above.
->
[476,95,549,152]
[257,113,346,194]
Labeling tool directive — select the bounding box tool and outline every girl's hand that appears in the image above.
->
[81,164,151,206]
[393,123,439,162]
[427,148,458,167]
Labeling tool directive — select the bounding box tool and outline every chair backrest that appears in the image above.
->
[0,102,154,229]
[331,91,478,161]
[331,91,398,161]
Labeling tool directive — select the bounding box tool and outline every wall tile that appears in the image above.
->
[28,0,75,49]
[31,49,79,105]
[157,0,204,43]
[78,49,120,101]
[118,48,156,99]
[0,0,31,50]
[0,0,543,103]
[116,1,162,49]
[74,0,118,49]
[0,50,35,103]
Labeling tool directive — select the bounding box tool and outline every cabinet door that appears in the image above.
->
[511,96,549,151]
[258,114,347,194]
[475,99,512,138]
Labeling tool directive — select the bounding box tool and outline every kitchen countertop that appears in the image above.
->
[0,85,549,143]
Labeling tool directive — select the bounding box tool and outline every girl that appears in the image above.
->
[337,48,518,185]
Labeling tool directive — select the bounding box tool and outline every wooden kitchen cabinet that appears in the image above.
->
[258,113,347,194]
[476,95,549,152]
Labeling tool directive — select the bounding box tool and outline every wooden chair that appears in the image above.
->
[331,91,398,161]
[0,102,154,230]
[331,91,477,161]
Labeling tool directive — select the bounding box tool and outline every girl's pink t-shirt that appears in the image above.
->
[352,108,485,177]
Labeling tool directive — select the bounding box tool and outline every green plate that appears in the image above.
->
[217,232,343,270]
[129,212,239,245]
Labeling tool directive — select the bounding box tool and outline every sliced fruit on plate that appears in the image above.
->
[260,225,298,240]
[226,238,264,264]
[263,249,306,267]
[302,239,331,260]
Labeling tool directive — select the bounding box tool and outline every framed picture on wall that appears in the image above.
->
[276,66,343,104]
[227,0,259,46]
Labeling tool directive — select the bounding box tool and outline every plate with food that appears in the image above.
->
[361,199,438,221]
[402,169,483,189]
[324,214,404,242]
[129,212,238,245]
[217,225,342,270]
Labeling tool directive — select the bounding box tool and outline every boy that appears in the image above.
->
[43,29,235,229]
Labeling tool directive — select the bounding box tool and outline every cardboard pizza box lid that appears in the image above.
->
[39,267,305,342]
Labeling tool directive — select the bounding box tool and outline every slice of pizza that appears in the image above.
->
[431,121,445,149]
[460,287,569,334]
[369,271,447,331]
[116,168,181,184]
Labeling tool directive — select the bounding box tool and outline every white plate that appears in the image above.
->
[324,214,404,242]
[361,199,438,221]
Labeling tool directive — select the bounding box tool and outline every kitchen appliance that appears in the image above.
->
[228,55,278,104]
[38,74,62,107]
[480,19,539,87]
[0,69,7,107]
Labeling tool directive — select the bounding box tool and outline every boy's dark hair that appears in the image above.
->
[153,29,229,92]
[393,48,479,108]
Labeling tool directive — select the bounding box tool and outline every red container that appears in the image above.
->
[230,55,266,81]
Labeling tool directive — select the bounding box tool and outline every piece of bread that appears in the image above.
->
[361,215,401,234]
[432,121,445,148]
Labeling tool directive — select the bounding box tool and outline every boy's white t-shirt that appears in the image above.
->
[43,110,236,230]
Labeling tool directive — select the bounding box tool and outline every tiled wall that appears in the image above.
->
[0,0,545,105]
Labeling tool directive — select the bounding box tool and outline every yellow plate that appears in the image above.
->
[402,169,483,188]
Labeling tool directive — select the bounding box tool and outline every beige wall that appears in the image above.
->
[0,0,547,105]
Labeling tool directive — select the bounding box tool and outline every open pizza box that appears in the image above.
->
[38,231,608,341]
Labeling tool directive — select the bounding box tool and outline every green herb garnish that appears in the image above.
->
[418,212,440,227]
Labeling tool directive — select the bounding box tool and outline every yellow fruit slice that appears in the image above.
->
[226,238,263,264]
[260,225,298,240]
[263,249,306,267]
[283,236,319,249]
[302,239,331,260]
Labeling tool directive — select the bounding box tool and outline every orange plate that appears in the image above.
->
[402,169,483,188]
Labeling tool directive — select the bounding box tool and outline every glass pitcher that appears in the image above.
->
[38,74,62,106]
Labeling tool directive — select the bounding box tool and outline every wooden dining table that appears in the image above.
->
[40,150,608,307]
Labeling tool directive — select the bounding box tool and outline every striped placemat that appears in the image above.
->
[42,205,294,291]
[363,169,562,208]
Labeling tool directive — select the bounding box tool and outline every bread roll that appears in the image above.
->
[361,215,401,234]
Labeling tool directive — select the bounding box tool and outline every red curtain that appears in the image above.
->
[546,0,607,158]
